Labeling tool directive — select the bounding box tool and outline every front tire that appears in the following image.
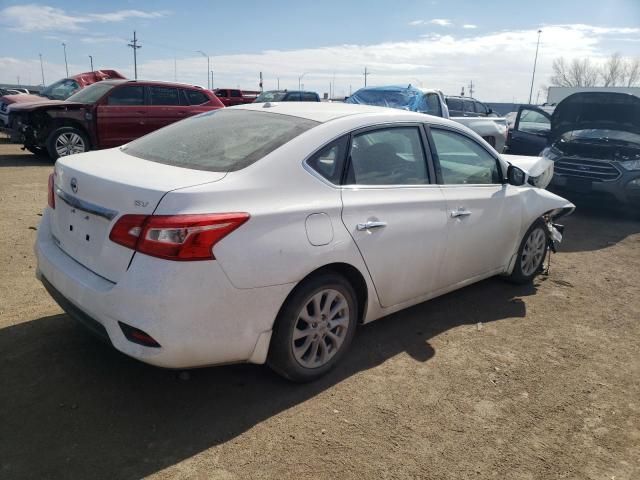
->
[508,219,548,284]
[46,126,90,159]
[268,273,358,382]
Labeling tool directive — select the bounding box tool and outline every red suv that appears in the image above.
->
[8,80,224,158]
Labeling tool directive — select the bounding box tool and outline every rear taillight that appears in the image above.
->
[47,172,56,209]
[109,213,249,261]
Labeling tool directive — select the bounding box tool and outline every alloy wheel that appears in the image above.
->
[291,289,350,369]
[521,227,546,276]
[55,132,86,157]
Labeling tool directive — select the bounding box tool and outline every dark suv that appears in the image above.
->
[508,92,640,206]
[445,96,494,117]
[254,90,320,102]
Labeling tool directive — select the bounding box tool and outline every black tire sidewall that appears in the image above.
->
[268,273,358,382]
[46,126,90,159]
[510,219,548,284]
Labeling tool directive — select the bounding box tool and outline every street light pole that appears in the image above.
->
[89,55,94,71]
[298,72,308,91]
[38,53,45,86]
[196,51,210,89]
[62,43,69,77]
[528,29,542,104]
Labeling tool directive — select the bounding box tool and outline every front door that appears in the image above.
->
[340,125,449,308]
[96,85,147,148]
[508,106,551,155]
[428,127,521,288]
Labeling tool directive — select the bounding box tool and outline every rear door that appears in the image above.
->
[428,127,521,287]
[508,106,551,155]
[96,85,147,148]
[340,124,449,307]
[146,85,188,132]
[228,89,243,106]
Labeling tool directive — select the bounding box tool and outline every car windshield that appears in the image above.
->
[39,78,81,100]
[122,109,320,172]
[255,91,287,102]
[67,83,117,104]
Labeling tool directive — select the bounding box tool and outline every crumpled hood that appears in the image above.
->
[501,153,555,189]
[9,100,79,112]
[551,92,640,142]
[0,93,45,105]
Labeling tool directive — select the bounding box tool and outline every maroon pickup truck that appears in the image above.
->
[8,79,224,158]
[214,88,260,107]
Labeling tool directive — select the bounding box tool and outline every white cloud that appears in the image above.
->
[408,20,425,26]
[2,24,638,102]
[0,4,168,33]
[462,24,478,29]
[429,19,452,27]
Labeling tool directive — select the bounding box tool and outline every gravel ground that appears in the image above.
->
[0,143,638,480]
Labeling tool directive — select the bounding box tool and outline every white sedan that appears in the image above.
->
[35,103,574,381]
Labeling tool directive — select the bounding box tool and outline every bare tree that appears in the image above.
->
[624,57,640,87]
[550,57,599,87]
[601,52,625,87]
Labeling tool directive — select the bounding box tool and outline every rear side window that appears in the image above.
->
[122,110,319,172]
[149,87,180,105]
[347,127,429,185]
[230,90,242,98]
[285,92,302,101]
[446,98,463,112]
[301,92,318,101]
[185,89,209,105]
[215,89,228,97]
[307,136,349,184]
[107,86,145,106]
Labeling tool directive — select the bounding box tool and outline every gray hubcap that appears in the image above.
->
[55,132,86,157]
[521,227,546,276]
[292,289,350,369]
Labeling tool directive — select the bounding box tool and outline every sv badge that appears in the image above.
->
[134,200,149,208]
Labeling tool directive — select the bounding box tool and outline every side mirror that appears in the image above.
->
[507,165,526,186]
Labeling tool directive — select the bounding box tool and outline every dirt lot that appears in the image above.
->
[0,142,639,480]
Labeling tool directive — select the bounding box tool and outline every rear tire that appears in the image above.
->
[268,273,358,382]
[508,219,548,284]
[46,126,90,159]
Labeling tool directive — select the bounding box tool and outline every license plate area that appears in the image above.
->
[566,177,593,193]
[53,201,110,259]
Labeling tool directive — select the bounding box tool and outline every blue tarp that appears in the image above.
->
[346,85,427,111]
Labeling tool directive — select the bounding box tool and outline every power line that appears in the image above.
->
[127,31,142,80]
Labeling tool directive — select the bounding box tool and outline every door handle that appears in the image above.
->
[450,208,472,218]
[356,221,387,231]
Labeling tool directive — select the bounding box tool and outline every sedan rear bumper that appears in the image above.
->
[35,210,294,369]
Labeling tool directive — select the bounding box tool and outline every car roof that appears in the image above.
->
[99,79,204,89]
[234,101,450,124]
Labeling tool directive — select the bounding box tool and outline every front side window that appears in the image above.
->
[446,98,463,112]
[301,92,318,101]
[474,102,488,115]
[462,99,475,114]
[307,136,349,184]
[285,92,302,101]
[122,110,319,172]
[106,86,144,106]
[230,90,242,98]
[149,87,180,106]
[430,129,501,184]
[518,109,551,134]
[215,89,228,97]
[67,82,115,104]
[347,127,429,185]
[419,93,442,117]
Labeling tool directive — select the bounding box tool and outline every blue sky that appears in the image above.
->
[1,0,639,101]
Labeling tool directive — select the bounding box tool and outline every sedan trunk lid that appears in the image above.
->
[51,148,227,283]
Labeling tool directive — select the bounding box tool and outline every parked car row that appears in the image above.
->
[346,85,509,151]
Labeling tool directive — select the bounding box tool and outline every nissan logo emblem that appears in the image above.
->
[70,177,78,194]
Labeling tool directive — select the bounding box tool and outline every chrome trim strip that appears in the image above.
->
[55,188,118,221]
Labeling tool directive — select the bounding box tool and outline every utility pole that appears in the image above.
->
[528,29,542,104]
[259,72,263,92]
[277,78,280,90]
[174,57,177,81]
[89,55,94,71]
[210,70,214,89]
[38,53,45,85]
[468,80,474,98]
[363,66,369,87]
[128,31,142,80]
[196,51,210,89]
[62,43,69,77]
[298,72,308,91]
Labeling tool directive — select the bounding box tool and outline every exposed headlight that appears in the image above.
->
[627,178,640,189]
[620,159,640,171]
[541,146,562,161]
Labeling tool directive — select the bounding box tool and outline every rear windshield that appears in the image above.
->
[122,109,319,172]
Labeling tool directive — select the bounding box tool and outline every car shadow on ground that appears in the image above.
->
[0,152,52,167]
[556,195,640,253]
[0,277,535,480]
